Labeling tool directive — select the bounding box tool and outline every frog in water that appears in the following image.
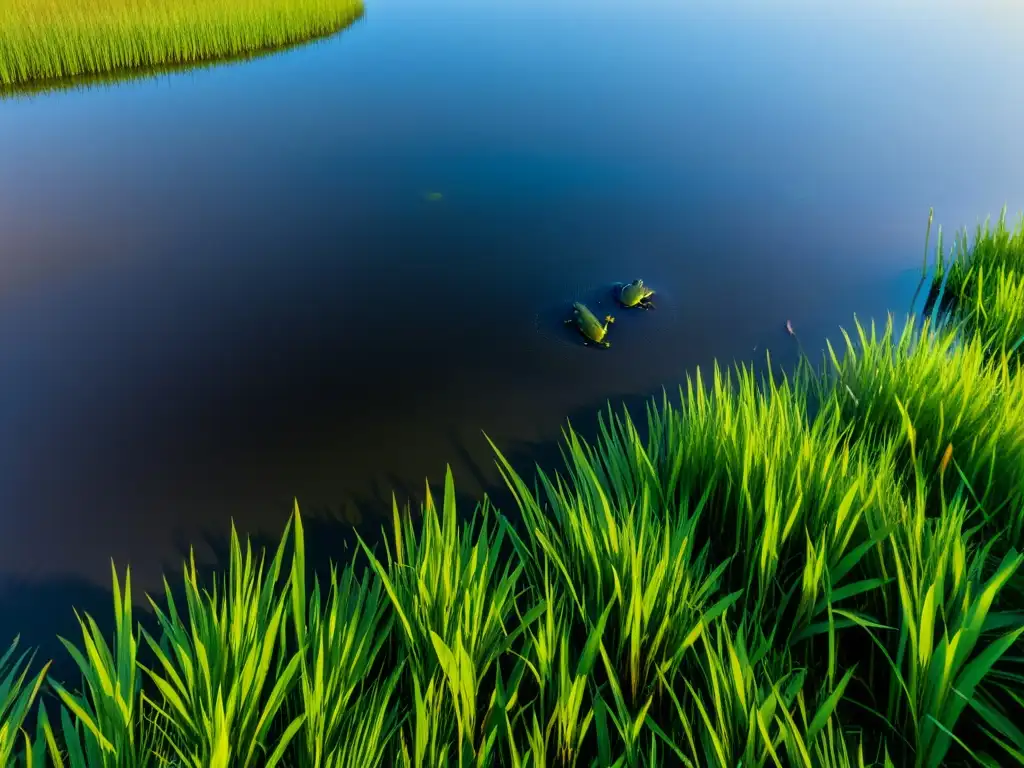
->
[565,301,615,347]
[616,279,656,309]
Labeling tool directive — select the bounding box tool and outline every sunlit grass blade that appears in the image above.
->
[46,562,156,766]
[139,519,303,767]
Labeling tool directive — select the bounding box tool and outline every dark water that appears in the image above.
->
[2,0,1023,655]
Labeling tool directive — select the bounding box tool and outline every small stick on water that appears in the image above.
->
[784,318,810,365]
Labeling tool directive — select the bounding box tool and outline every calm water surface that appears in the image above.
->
[2,0,1023,647]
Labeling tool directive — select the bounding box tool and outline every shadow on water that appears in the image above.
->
[0,8,365,102]
[0,391,644,690]
[0,495,392,689]
[0,574,120,689]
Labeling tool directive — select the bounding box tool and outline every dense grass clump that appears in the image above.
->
[819,316,1024,546]
[2,209,1024,766]
[926,207,1024,355]
[0,0,364,90]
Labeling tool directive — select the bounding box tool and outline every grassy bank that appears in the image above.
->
[925,207,1024,355]
[2,210,1023,766]
[0,0,364,90]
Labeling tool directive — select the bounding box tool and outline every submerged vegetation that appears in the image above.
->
[2,210,1024,765]
[0,0,364,91]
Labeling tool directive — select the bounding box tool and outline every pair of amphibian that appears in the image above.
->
[565,279,656,348]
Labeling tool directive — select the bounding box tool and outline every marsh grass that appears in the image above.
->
[0,0,364,90]
[925,208,1024,356]
[819,315,1024,549]
[0,28,354,101]
[3,210,1024,765]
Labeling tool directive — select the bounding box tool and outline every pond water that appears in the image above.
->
[1,0,1023,656]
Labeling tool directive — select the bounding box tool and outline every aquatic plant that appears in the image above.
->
[1,212,1022,765]
[0,0,364,91]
